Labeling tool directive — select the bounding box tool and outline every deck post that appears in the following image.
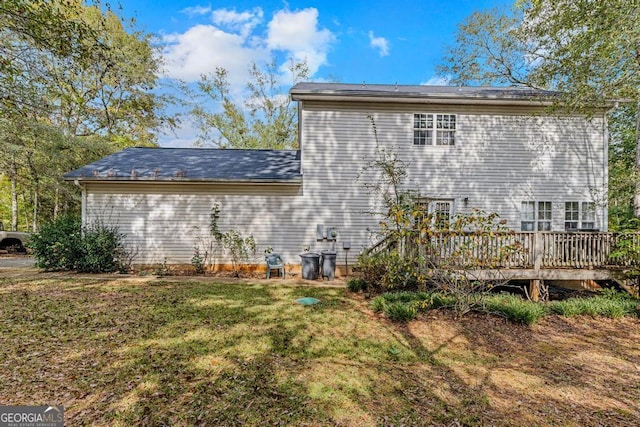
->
[529,279,541,302]
[533,232,543,272]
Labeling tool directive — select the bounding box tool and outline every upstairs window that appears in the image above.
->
[413,114,456,146]
[521,201,552,231]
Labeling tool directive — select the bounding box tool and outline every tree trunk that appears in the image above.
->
[10,159,18,231]
[53,186,59,219]
[32,186,38,233]
[635,99,640,216]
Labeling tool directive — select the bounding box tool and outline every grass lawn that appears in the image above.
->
[1,272,639,426]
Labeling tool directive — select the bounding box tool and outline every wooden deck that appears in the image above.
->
[371,231,640,298]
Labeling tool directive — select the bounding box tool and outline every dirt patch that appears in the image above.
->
[0,254,35,268]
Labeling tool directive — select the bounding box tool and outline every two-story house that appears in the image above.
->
[64,83,608,269]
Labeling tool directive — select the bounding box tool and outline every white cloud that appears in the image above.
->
[162,7,334,85]
[181,5,212,17]
[368,31,389,57]
[159,118,201,148]
[162,24,269,84]
[267,8,335,75]
[421,75,451,86]
[212,7,263,37]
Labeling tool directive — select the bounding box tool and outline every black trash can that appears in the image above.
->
[320,250,337,280]
[300,252,320,280]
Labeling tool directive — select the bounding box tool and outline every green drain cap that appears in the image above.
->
[296,297,320,306]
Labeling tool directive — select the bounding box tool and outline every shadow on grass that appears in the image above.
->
[2,277,639,426]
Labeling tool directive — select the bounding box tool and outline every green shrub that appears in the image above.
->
[30,216,127,273]
[347,278,366,292]
[384,302,418,322]
[75,222,126,273]
[30,215,83,271]
[381,251,422,290]
[191,247,205,274]
[429,292,457,309]
[484,293,548,325]
[548,291,638,318]
[547,299,586,316]
[355,251,389,292]
[381,291,426,304]
[371,295,387,312]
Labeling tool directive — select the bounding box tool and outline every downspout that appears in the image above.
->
[74,179,87,228]
[298,100,303,177]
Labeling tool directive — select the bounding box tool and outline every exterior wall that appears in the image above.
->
[84,100,607,267]
[298,100,607,260]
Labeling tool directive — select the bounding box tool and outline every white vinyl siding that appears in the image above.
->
[83,100,607,265]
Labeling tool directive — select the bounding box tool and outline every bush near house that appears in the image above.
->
[30,215,128,273]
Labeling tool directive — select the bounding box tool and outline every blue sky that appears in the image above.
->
[117,0,509,146]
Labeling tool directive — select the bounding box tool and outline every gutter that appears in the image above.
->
[290,93,556,107]
[63,177,303,185]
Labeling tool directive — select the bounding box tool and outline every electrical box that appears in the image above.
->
[316,224,325,241]
[326,227,337,241]
[343,241,351,250]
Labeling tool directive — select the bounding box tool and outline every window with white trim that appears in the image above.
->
[415,198,454,229]
[565,202,596,230]
[538,201,552,231]
[521,201,552,231]
[413,113,456,146]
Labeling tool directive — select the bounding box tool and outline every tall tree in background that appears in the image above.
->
[438,0,640,227]
[0,1,172,231]
[190,59,309,149]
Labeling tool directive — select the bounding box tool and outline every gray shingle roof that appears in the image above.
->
[64,147,301,183]
[290,82,558,102]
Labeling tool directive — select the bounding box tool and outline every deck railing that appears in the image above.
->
[376,231,640,270]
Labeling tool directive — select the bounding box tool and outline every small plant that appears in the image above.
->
[371,295,387,312]
[384,302,418,322]
[484,293,548,325]
[154,258,170,277]
[347,278,366,292]
[191,246,205,274]
[222,230,257,277]
[548,291,638,318]
[208,203,257,277]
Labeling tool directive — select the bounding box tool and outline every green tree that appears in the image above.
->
[190,59,309,149]
[438,0,640,225]
[0,1,173,231]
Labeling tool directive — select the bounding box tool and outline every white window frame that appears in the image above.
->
[565,201,596,230]
[521,201,552,231]
[413,113,456,146]
[415,198,454,229]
